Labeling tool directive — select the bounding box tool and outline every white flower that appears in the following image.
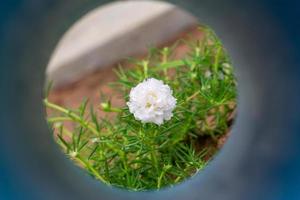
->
[127,78,176,125]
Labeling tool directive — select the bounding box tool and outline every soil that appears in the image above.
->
[47,26,233,161]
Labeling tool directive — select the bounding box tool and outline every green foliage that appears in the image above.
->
[44,26,237,191]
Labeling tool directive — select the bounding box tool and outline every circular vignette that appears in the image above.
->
[0,0,300,200]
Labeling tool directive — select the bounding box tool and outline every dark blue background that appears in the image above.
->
[1,0,300,199]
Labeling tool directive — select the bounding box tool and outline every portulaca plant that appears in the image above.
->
[44,26,237,191]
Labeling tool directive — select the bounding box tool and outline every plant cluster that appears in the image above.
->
[44,26,237,191]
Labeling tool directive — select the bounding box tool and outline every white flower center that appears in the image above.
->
[145,91,157,108]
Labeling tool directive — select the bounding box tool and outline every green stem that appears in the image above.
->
[44,99,99,135]
[61,127,73,139]
[109,107,123,113]
[76,154,109,185]
[213,46,222,73]
[150,130,159,173]
[178,90,201,106]
[157,165,171,189]
[185,91,201,102]
[161,47,169,77]
[48,117,72,123]
[153,60,185,71]
[142,60,149,79]
[151,150,158,172]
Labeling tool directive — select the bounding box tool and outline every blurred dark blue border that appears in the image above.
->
[1,0,300,200]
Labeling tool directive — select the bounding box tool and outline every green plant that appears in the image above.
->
[44,26,237,191]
